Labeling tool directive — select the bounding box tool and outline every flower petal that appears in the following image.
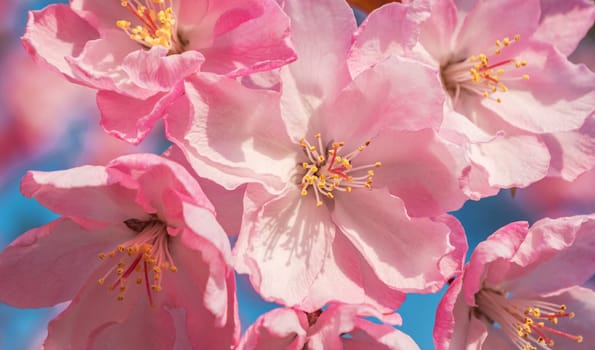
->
[165,74,296,193]
[358,128,468,217]
[543,115,595,181]
[44,274,175,349]
[455,0,540,56]
[320,56,444,148]
[196,0,296,76]
[22,4,99,80]
[237,308,307,350]
[234,186,335,308]
[469,134,550,188]
[533,0,595,56]
[98,87,183,145]
[504,214,595,295]
[462,221,528,306]
[21,165,146,228]
[333,189,465,293]
[348,1,431,77]
[279,0,356,124]
[164,229,239,349]
[483,42,595,134]
[0,218,130,307]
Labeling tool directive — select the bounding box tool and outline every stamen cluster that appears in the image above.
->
[476,288,583,350]
[116,0,183,53]
[299,133,381,207]
[97,218,177,307]
[441,34,530,104]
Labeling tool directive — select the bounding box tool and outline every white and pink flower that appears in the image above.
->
[166,0,469,311]
[348,0,595,194]
[434,214,595,350]
[22,0,296,143]
[0,154,239,349]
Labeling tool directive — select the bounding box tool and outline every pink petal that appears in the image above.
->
[358,128,468,217]
[348,1,431,77]
[320,56,444,147]
[433,277,470,350]
[0,218,130,308]
[121,47,204,92]
[165,74,296,193]
[416,0,458,62]
[455,0,540,55]
[342,321,420,350]
[333,189,465,293]
[483,42,595,134]
[22,4,99,80]
[534,0,595,56]
[469,134,550,188]
[543,115,595,180]
[305,232,406,312]
[462,221,529,306]
[504,214,595,296]
[309,304,419,350]
[106,154,216,225]
[66,30,143,96]
[532,286,595,350]
[71,0,136,31]
[162,145,246,236]
[237,308,307,350]
[165,229,239,349]
[234,187,336,308]
[44,274,175,349]
[280,0,356,116]
[98,86,183,144]
[196,0,296,76]
[21,165,147,228]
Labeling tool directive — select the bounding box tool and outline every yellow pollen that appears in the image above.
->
[116,0,180,52]
[443,34,529,104]
[476,288,584,350]
[97,219,176,307]
[298,133,381,206]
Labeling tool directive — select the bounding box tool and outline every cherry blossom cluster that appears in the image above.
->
[0,0,593,349]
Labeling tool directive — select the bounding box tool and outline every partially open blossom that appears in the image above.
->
[348,0,595,194]
[238,303,419,350]
[166,0,468,311]
[0,154,238,349]
[22,0,296,144]
[434,214,595,350]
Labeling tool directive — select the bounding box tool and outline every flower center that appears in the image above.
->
[441,35,529,105]
[97,216,177,307]
[116,0,184,53]
[299,133,381,207]
[475,287,583,350]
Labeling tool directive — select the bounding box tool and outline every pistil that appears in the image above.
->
[441,34,530,105]
[299,133,381,207]
[97,217,177,307]
[475,287,583,350]
[115,0,184,53]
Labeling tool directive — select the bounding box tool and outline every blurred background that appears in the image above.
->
[0,1,593,349]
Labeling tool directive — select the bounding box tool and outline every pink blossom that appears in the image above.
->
[238,303,420,350]
[348,0,595,193]
[0,154,238,349]
[434,214,595,350]
[22,0,296,144]
[166,0,468,311]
